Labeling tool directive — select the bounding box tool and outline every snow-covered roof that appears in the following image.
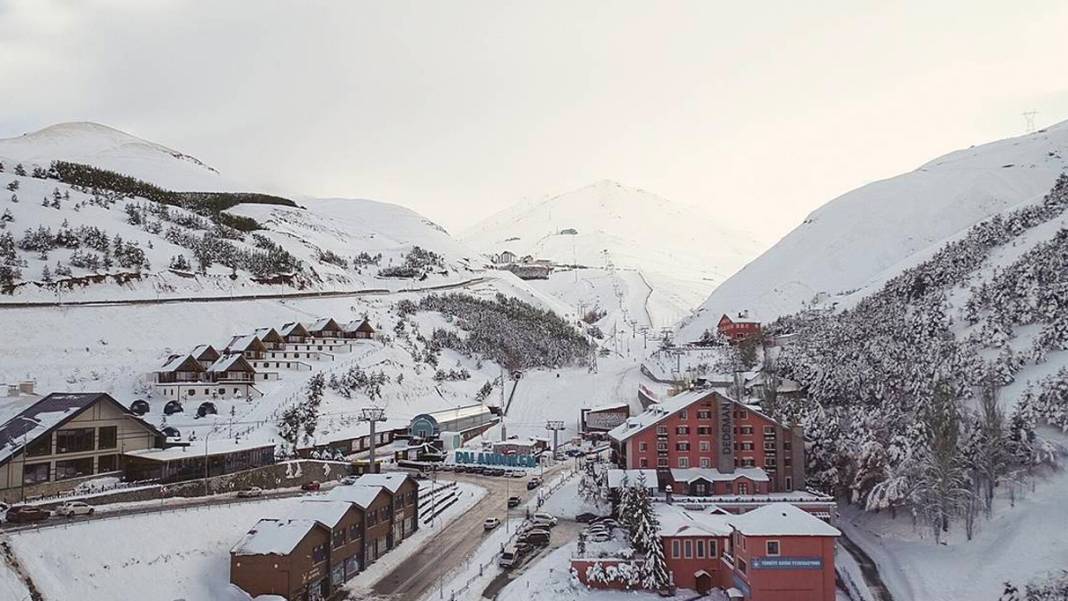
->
[208,354,255,373]
[231,518,324,556]
[418,403,494,422]
[328,484,388,508]
[254,327,283,341]
[671,468,769,483]
[655,504,733,538]
[191,344,220,361]
[160,354,203,372]
[124,439,274,462]
[288,500,355,527]
[342,318,375,333]
[351,472,412,494]
[722,310,760,324]
[308,317,340,332]
[279,322,309,336]
[584,402,629,413]
[606,469,658,489]
[607,389,715,442]
[225,334,263,353]
[304,419,408,447]
[728,502,841,537]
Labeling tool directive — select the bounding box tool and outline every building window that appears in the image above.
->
[671,540,680,559]
[333,527,346,548]
[23,462,50,484]
[54,457,94,480]
[678,410,687,421]
[657,457,668,467]
[676,426,689,435]
[55,428,95,454]
[697,410,711,420]
[739,426,753,435]
[26,434,52,457]
[737,410,749,419]
[97,454,118,472]
[639,458,649,468]
[312,543,327,563]
[656,425,668,435]
[764,457,777,467]
[98,426,118,450]
[738,482,749,495]
[678,457,689,468]
[657,442,668,451]
[699,441,710,452]
[764,441,776,451]
[676,442,690,451]
[697,426,712,435]
[350,523,361,540]
[639,442,647,452]
[766,540,780,556]
[696,539,705,558]
[709,539,718,558]
[785,476,793,490]
[218,388,225,395]
[684,540,692,558]
[700,457,711,468]
[764,426,776,435]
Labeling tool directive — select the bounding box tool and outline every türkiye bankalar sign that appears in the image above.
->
[454,450,538,468]
[751,556,823,570]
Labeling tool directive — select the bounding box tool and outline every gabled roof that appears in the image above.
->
[160,354,204,372]
[343,318,375,333]
[351,472,412,494]
[671,467,770,483]
[225,334,267,354]
[328,484,389,508]
[191,344,220,362]
[655,504,733,538]
[254,327,284,343]
[720,310,760,325]
[231,518,326,556]
[729,502,841,537]
[289,499,358,527]
[208,354,255,373]
[0,392,163,467]
[308,317,341,333]
[279,322,310,337]
[608,389,715,442]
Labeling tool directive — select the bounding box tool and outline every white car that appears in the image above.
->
[484,517,501,530]
[588,531,611,543]
[531,512,557,527]
[236,487,263,498]
[55,501,94,517]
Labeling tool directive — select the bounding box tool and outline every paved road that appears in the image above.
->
[0,276,489,309]
[839,531,895,601]
[480,519,583,599]
[368,464,571,601]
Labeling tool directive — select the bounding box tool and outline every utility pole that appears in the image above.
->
[546,420,565,460]
[360,407,387,474]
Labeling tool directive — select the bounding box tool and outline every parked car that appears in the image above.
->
[55,501,94,517]
[523,528,551,545]
[301,480,321,492]
[236,487,263,498]
[565,448,584,457]
[575,512,598,523]
[340,476,359,485]
[588,530,611,543]
[483,517,501,530]
[509,470,525,478]
[526,476,542,490]
[6,505,50,523]
[507,496,521,508]
[532,512,558,527]
[498,546,519,569]
[587,524,609,534]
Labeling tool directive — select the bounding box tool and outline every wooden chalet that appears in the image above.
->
[253,327,286,350]
[224,335,268,360]
[279,321,310,344]
[156,354,206,384]
[191,344,221,369]
[308,318,343,339]
[342,318,375,340]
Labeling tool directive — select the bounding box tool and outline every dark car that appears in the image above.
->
[575,512,598,523]
[301,480,321,492]
[6,505,50,523]
[523,528,551,545]
[507,496,521,508]
[526,477,542,490]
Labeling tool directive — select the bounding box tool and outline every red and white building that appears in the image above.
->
[718,311,761,344]
[574,503,839,601]
[607,389,804,493]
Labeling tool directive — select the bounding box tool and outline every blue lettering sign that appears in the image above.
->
[453,452,536,468]
[751,556,823,570]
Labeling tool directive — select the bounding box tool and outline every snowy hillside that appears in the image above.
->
[461,180,764,328]
[677,121,1068,341]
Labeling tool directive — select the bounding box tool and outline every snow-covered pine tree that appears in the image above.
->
[914,382,972,543]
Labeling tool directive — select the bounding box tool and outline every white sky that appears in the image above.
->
[2,0,1068,244]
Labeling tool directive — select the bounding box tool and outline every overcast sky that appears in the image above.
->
[2,0,1068,243]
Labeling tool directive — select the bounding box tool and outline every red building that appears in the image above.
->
[718,311,761,344]
[607,390,804,493]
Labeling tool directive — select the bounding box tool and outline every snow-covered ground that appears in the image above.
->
[840,435,1068,601]
[0,481,484,601]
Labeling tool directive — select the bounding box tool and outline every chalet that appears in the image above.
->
[717,311,761,344]
[497,250,516,264]
[155,354,206,384]
[253,327,287,350]
[123,439,276,483]
[342,318,376,340]
[224,335,268,360]
[308,318,343,339]
[208,354,257,382]
[231,518,332,601]
[327,484,395,564]
[350,473,419,546]
[191,344,221,369]
[153,354,264,400]
[279,321,311,344]
[0,392,165,502]
[607,389,805,493]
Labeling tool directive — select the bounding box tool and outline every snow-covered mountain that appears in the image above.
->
[677,121,1068,341]
[461,180,764,328]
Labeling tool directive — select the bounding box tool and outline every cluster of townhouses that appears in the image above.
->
[152,317,376,402]
[230,472,419,601]
[577,388,839,601]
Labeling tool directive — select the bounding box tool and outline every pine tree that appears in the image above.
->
[914,382,972,542]
[40,264,52,284]
[7,180,18,192]
[13,164,25,176]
